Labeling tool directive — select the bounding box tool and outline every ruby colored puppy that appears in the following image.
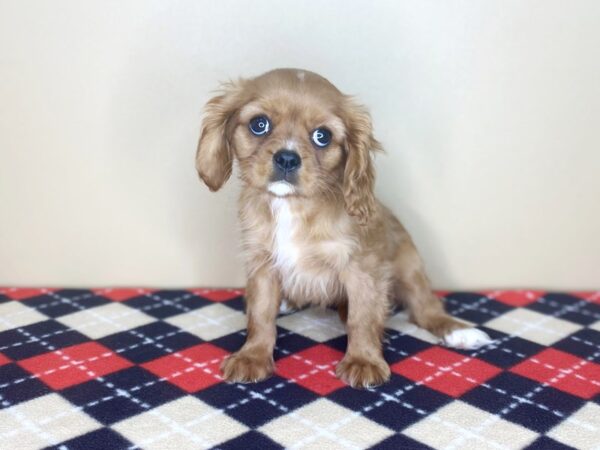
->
[196,68,492,388]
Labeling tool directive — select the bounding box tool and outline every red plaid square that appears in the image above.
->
[0,287,54,300]
[0,353,10,366]
[485,290,545,307]
[391,347,502,397]
[189,289,244,302]
[18,342,133,389]
[141,343,228,393]
[571,291,600,304]
[92,288,154,302]
[511,348,600,399]
[276,344,346,395]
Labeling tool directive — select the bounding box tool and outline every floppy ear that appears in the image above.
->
[196,80,247,191]
[342,99,382,225]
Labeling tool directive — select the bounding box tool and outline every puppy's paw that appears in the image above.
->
[336,356,390,389]
[443,328,494,350]
[221,351,274,383]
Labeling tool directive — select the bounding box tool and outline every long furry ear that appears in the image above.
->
[196,80,247,191]
[342,99,382,224]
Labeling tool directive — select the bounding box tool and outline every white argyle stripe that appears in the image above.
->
[445,293,498,317]
[282,352,339,381]
[536,296,600,320]
[570,334,600,351]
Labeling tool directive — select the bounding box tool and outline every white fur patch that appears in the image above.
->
[285,139,297,150]
[268,181,295,197]
[296,71,305,81]
[271,198,299,274]
[443,328,494,350]
[279,299,296,314]
[269,197,349,304]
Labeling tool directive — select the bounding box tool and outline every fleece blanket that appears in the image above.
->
[0,288,598,450]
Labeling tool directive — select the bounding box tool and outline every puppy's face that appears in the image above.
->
[233,78,347,199]
[196,69,380,223]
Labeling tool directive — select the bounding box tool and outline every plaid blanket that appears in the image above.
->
[0,288,598,449]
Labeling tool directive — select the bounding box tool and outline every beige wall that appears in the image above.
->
[1,1,598,289]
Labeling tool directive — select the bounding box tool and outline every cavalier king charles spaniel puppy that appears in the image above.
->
[196,68,492,388]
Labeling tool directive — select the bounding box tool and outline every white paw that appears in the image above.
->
[443,328,494,350]
[279,299,296,314]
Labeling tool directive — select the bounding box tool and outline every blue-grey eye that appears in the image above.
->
[311,128,332,148]
[249,116,270,136]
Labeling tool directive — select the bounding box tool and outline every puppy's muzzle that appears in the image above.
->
[273,149,301,175]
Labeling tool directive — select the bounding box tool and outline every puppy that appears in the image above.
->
[196,68,492,388]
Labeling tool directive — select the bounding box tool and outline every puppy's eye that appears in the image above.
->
[249,116,271,136]
[311,128,332,148]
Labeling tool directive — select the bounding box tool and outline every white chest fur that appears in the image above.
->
[269,198,349,304]
[270,197,299,274]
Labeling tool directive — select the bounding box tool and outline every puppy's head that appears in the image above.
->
[196,68,381,224]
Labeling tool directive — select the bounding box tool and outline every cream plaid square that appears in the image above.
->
[57,302,156,339]
[484,308,582,345]
[112,396,248,450]
[386,311,440,344]
[403,401,538,449]
[277,307,346,342]
[166,303,246,340]
[0,301,48,332]
[0,393,101,448]
[547,402,600,450]
[259,398,393,449]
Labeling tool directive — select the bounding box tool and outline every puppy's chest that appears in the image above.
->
[270,198,300,273]
[269,198,351,302]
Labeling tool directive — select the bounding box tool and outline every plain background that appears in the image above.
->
[1,1,598,290]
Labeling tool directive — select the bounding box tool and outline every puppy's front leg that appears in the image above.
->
[221,266,280,383]
[337,266,391,388]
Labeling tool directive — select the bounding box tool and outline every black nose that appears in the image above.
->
[273,150,301,173]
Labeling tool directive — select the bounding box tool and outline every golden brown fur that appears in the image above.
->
[196,68,489,388]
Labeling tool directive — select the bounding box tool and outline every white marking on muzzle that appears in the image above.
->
[285,139,298,150]
[268,181,295,197]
